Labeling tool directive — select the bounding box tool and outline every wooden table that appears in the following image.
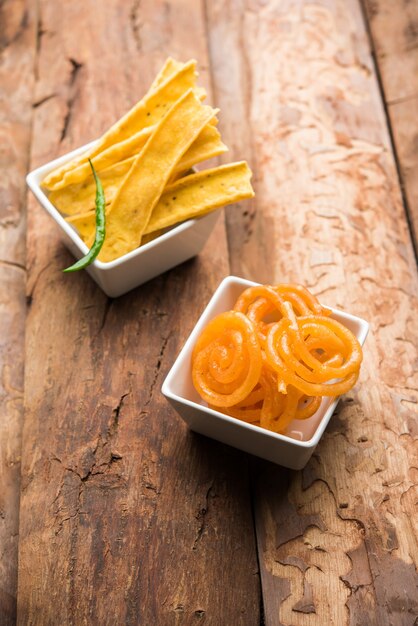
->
[1,1,417,624]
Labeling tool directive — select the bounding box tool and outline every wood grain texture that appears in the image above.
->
[18,1,260,624]
[388,97,418,250]
[363,0,418,249]
[0,1,34,623]
[363,0,418,103]
[206,0,418,624]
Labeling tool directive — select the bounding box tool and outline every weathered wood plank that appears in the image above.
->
[206,0,418,624]
[363,0,418,251]
[363,0,418,103]
[0,1,34,623]
[18,1,260,624]
[388,97,418,250]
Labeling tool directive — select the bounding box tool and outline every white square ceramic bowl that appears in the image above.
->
[26,142,220,297]
[162,276,369,469]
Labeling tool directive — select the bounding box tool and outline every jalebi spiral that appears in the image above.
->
[192,311,263,407]
[191,284,363,435]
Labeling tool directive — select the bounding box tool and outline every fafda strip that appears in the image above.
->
[42,59,204,190]
[66,162,254,243]
[98,90,217,262]
[50,123,227,216]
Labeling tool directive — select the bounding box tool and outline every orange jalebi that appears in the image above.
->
[265,314,362,396]
[234,284,330,343]
[191,283,363,435]
[208,369,321,434]
[192,311,263,407]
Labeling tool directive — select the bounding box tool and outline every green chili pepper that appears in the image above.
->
[63,160,106,273]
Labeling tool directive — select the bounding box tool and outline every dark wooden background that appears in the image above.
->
[1,0,417,624]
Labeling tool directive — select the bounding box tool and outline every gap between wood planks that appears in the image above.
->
[360,0,418,262]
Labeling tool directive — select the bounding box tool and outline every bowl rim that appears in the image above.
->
[26,140,215,271]
[162,275,369,448]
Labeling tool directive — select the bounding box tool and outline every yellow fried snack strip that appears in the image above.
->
[42,59,204,190]
[143,162,254,234]
[98,90,217,262]
[58,159,132,217]
[54,123,227,217]
[48,113,222,196]
[166,120,222,181]
[67,161,254,243]
[140,228,166,245]
[148,57,185,93]
[53,128,153,190]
